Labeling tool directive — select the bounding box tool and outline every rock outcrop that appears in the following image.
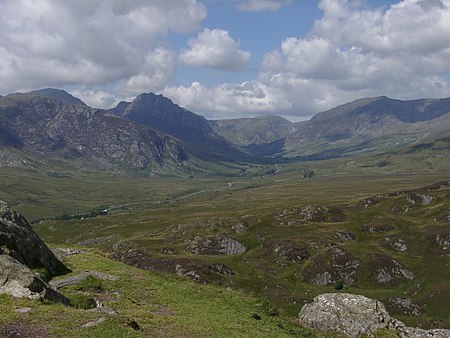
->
[0,201,69,303]
[0,255,66,303]
[186,235,246,255]
[302,246,359,286]
[299,293,450,338]
[0,201,68,276]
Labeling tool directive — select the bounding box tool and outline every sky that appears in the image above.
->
[1,0,450,121]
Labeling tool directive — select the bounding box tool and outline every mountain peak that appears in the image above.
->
[121,92,212,143]
[29,88,87,107]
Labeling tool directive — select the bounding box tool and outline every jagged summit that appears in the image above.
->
[111,92,257,162]
[118,92,213,143]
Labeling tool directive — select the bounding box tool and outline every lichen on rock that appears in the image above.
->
[299,293,450,338]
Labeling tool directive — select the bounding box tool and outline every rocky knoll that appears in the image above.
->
[0,201,68,303]
[299,293,450,337]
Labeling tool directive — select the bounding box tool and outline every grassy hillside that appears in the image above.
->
[0,250,321,337]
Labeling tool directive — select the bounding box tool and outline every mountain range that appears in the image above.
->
[1,89,449,173]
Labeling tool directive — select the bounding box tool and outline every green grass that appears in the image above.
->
[28,172,450,329]
[0,251,324,337]
[2,156,450,333]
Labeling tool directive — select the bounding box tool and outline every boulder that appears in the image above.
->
[298,293,450,338]
[299,293,392,337]
[186,235,246,255]
[0,201,69,302]
[0,201,68,276]
[0,255,68,304]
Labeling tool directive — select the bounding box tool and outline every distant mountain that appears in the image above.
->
[278,96,450,159]
[0,93,188,171]
[29,88,87,107]
[113,93,213,143]
[209,116,297,146]
[110,93,258,162]
[2,89,449,170]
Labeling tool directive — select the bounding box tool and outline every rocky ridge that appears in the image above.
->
[0,93,188,171]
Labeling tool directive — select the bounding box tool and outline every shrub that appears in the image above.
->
[334,281,344,291]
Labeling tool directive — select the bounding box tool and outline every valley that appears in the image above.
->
[1,89,450,337]
[3,161,449,331]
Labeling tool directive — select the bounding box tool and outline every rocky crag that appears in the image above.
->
[0,201,69,303]
[0,93,188,172]
[299,293,450,338]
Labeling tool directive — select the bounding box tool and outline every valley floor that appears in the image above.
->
[2,163,450,334]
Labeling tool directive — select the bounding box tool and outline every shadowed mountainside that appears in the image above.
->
[209,115,297,146]
[110,93,261,163]
[256,96,450,159]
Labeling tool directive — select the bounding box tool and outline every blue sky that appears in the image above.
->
[171,1,321,88]
[1,0,450,120]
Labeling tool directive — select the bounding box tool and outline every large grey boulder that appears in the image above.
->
[299,293,391,337]
[299,293,450,338]
[0,255,68,304]
[0,201,68,276]
[0,201,69,303]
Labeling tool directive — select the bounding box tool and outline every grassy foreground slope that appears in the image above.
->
[0,250,323,338]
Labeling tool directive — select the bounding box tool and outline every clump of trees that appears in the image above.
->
[55,209,108,221]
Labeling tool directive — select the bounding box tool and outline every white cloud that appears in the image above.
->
[121,48,175,95]
[70,88,117,109]
[255,0,450,116]
[163,81,292,118]
[0,0,206,96]
[2,0,450,120]
[170,0,450,119]
[315,0,450,53]
[179,28,251,71]
[236,0,292,11]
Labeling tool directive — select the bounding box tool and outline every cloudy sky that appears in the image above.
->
[1,0,450,120]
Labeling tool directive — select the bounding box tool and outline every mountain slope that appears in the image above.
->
[111,93,261,162]
[0,94,188,171]
[209,116,297,146]
[281,96,450,158]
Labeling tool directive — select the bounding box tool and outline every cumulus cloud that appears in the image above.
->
[2,0,450,119]
[163,81,292,118]
[179,28,251,71]
[236,0,292,11]
[169,0,450,118]
[70,88,117,109]
[255,0,450,116]
[0,0,206,97]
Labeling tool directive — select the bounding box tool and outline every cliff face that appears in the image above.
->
[0,201,69,303]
